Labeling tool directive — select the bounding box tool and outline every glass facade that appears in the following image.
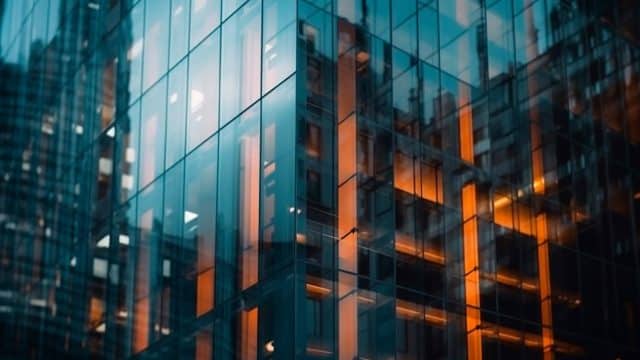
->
[1,0,640,359]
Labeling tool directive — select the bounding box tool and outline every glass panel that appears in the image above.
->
[393,65,419,137]
[123,2,144,104]
[420,62,441,147]
[159,162,184,338]
[96,132,115,215]
[486,0,514,78]
[184,135,218,317]
[440,27,482,87]
[190,0,221,48]
[163,161,184,259]
[166,60,187,169]
[393,0,416,27]
[220,0,261,125]
[133,179,164,353]
[112,200,136,358]
[262,0,296,92]
[223,0,247,20]
[99,33,119,129]
[48,0,62,43]
[393,16,417,56]
[119,102,140,202]
[261,76,295,276]
[514,0,547,65]
[187,31,220,151]
[170,0,190,67]
[364,0,390,41]
[216,103,260,302]
[143,0,170,90]
[418,4,438,63]
[139,78,167,189]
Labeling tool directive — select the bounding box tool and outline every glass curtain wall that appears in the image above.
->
[293,0,640,359]
[2,0,640,359]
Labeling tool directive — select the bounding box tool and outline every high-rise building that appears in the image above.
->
[1,0,640,359]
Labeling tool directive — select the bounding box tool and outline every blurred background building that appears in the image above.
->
[0,0,640,359]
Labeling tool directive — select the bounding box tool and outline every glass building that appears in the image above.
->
[1,0,640,359]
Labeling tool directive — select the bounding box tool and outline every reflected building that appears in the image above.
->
[1,0,640,359]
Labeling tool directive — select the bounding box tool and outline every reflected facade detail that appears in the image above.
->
[1,0,640,359]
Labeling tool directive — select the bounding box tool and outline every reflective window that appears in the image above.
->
[220,0,261,125]
[262,0,296,92]
[261,76,295,275]
[223,0,247,20]
[514,0,548,65]
[112,200,136,357]
[165,60,187,169]
[133,179,164,353]
[393,65,419,137]
[187,31,220,150]
[163,160,184,250]
[217,104,260,300]
[119,102,140,202]
[393,0,416,28]
[393,16,417,56]
[143,0,170,90]
[418,4,438,63]
[439,0,484,87]
[364,0,391,41]
[438,0,482,45]
[124,2,145,104]
[95,132,115,217]
[170,0,190,67]
[7,0,640,358]
[139,78,167,189]
[190,0,221,48]
[420,62,441,147]
[100,55,118,129]
[487,0,514,78]
[184,135,218,317]
[47,0,61,43]
[158,161,184,337]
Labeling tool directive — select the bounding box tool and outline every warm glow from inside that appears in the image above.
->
[394,153,444,204]
[536,214,555,358]
[462,183,482,360]
[395,232,445,265]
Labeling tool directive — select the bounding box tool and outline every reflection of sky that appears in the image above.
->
[1,0,61,64]
[486,2,513,77]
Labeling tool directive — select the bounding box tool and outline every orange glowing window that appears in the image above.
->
[336,21,358,360]
[493,194,534,237]
[536,214,554,357]
[338,178,357,240]
[240,308,258,359]
[196,268,214,317]
[394,152,443,204]
[339,230,357,273]
[419,162,443,203]
[394,152,414,195]
[338,115,356,185]
[306,282,332,298]
[339,291,358,360]
[462,183,481,360]
[459,104,474,163]
[395,232,445,265]
[89,297,104,327]
[133,297,149,353]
